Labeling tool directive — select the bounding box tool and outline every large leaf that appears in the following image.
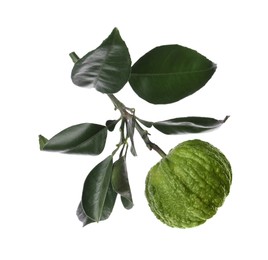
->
[39,123,107,155]
[111,156,133,209]
[81,156,114,222]
[153,116,229,135]
[77,181,117,226]
[129,45,216,104]
[71,28,131,94]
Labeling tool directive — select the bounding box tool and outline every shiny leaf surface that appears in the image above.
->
[77,180,117,226]
[129,45,216,104]
[71,28,131,94]
[81,156,114,222]
[39,123,107,155]
[153,116,229,135]
[111,156,133,209]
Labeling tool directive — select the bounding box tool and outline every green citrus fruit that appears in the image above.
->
[145,139,232,228]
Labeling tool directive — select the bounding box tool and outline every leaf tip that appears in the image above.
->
[38,135,48,150]
[112,27,119,33]
[223,115,230,123]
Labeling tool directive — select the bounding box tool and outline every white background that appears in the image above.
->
[1,0,267,259]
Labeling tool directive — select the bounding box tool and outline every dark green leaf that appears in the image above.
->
[153,116,229,135]
[81,156,114,222]
[111,156,133,209]
[71,28,131,94]
[77,181,117,226]
[129,45,216,104]
[39,123,107,155]
[106,119,120,132]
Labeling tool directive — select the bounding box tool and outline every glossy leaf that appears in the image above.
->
[77,181,117,226]
[129,45,216,104]
[71,28,131,94]
[111,156,133,209]
[153,116,229,135]
[39,123,107,155]
[81,156,114,222]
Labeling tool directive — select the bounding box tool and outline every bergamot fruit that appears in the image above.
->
[145,139,232,228]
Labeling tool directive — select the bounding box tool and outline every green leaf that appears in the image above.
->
[129,45,216,104]
[153,116,229,135]
[77,181,117,226]
[71,28,131,94]
[111,156,133,209]
[81,156,114,222]
[106,119,120,132]
[39,123,107,155]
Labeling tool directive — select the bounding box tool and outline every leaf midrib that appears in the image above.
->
[131,65,216,77]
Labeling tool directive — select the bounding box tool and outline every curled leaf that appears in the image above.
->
[77,180,117,226]
[81,156,116,222]
[153,116,229,135]
[39,123,107,155]
[71,28,131,94]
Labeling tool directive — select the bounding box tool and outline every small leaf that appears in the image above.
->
[40,123,107,155]
[71,28,131,94]
[81,156,114,222]
[129,45,216,104]
[153,116,229,135]
[77,181,117,226]
[111,156,133,209]
[106,119,120,132]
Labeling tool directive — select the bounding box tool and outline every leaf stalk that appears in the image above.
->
[107,94,166,158]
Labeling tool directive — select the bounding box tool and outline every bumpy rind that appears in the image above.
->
[145,139,232,228]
